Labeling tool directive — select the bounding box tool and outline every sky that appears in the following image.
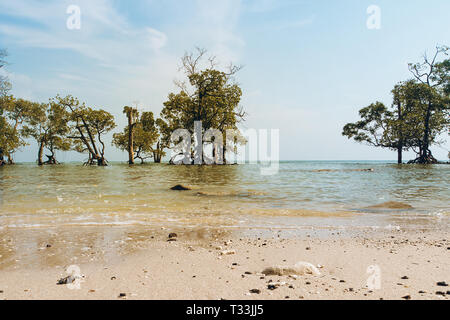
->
[0,0,449,162]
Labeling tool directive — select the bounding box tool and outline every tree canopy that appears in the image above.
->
[161,48,246,164]
[57,95,116,166]
[22,101,71,165]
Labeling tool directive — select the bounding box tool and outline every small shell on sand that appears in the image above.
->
[262,262,321,276]
[220,250,236,255]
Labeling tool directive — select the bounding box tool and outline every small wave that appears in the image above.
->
[196,190,267,197]
[239,208,355,218]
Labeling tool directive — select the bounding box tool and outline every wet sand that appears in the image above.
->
[0,226,448,300]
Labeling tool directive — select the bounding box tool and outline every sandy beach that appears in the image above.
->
[0,226,448,300]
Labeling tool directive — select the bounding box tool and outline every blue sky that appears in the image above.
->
[0,0,449,162]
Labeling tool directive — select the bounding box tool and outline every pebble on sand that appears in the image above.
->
[56,275,76,285]
[167,233,178,242]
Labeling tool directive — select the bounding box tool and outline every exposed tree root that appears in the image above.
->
[408,150,438,164]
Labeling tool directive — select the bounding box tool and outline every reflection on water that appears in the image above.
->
[0,161,449,232]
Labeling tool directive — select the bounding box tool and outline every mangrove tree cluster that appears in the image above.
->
[0,48,246,166]
[343,46,449,164]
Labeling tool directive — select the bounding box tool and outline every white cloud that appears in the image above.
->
[0,0,168,65]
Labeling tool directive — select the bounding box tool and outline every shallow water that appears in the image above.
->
[0,161,449,232]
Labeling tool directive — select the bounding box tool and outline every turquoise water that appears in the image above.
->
[0,161,449,231]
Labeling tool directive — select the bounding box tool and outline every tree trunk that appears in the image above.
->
[7,153,14,165]
[153,151,161,163]
[0,149,5,166]
[415,102,436,164]
[127,112,134,165]
[38,140,45,166]
[153,142,162,163]
[396,100,403,165]
[222,145,228,165]
[97,157,107,166]
[397,145,402,164]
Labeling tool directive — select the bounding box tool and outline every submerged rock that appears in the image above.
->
[262,262,321,276]
[368,201,414,210]
[170,185,191,191]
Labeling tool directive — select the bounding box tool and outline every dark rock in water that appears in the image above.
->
[119,293,126,298]
[437,281,448,287]
[170,185,191,191]
[249,289,261,294]
[57,275,75,285]
[435,291,446,296]
[167,233,178,242]
[401,295,411,300]
[267,284,277,290]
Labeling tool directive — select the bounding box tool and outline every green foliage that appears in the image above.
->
[342,102,395,149]
[112,109,160,163]
[0,48,11,97]
[0,97,40,163]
